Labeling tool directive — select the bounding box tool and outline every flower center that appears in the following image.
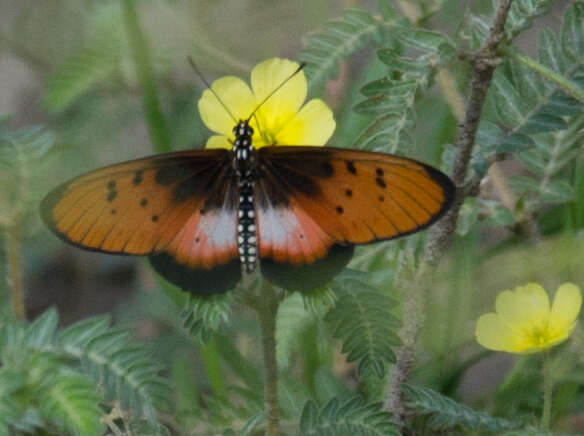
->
[524,322,552,347]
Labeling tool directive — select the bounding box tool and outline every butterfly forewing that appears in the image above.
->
[255,146,455,264]
[41,149,234,258]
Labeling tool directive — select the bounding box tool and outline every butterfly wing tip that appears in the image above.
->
[423,164,456,218]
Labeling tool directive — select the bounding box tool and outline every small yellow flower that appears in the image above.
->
[198,58,335,149]
[475,283,582,354]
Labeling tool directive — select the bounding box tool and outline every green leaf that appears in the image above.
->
[180,293,232,344]
[489,3,584,138]
[26,308,59,348]
[505,0,554,39]
[352,25,453,155]
[299,9,384,92]
[276,293,318,369]
[326,275,400,377]
[57,314,171,425]
[298,397,399,436]
[39,374,105,436]
[404,384,520,432]
[352,113,414,152]
[561,2,584,62]
[513,117,584,206]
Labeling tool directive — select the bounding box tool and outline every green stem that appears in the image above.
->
[257,283,280,436]
[121,0,172,154]
[503,46,584,104]
[200,337,226,398]
[5,225,25,320]
[541,350,553,430]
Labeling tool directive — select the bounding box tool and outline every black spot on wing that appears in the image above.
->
[346,161,357,175]
[133,170,144,186]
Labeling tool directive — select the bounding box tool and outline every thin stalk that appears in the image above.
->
[5,225,25,320]
[121,0,172,154]
[541,350,553,430]
[385,0,514,424]
[257,283,280,436]
[503,47,584,104]
[200,337,227,398]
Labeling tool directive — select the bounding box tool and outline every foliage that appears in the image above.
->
[403,384,520,433]
[298,397,399,436]
[0,121,55,227]
[299,9,387,93]
[326,271,401,378]
[181,293,233,344]
[2,1,584,435]
[0,309,170,435]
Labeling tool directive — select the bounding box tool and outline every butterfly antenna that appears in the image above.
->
[246,61,306,123]
[188,56,237,123]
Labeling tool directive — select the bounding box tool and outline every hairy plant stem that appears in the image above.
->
[541,350,553,430]
[121,0,172,154]
[384,0,514,425]
[5,225,25,320]
[257,283,281,436]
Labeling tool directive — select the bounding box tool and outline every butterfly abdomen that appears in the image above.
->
[233,120,259,273]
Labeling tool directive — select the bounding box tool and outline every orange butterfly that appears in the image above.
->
[41,60,455,295]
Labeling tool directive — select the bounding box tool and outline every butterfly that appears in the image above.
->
[41,63,455,296]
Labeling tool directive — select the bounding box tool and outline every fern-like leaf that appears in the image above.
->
[511,117,584,205]
[39,373,104,436]
[326,272,401,378]
[298,397,399,436]
[469,3,584,184]
[299,9,384,92]
[505,0,555,39]
[489,3,584,135]
[57,316,171,424]
[353,28,454,154]
[461,0,554,51]
[403,384,520,433]
[180,293,232,344]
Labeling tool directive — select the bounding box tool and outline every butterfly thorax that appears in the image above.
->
[232,120,258,273]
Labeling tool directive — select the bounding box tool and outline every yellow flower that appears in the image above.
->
[198,58,335,149]
[475,283,582,354]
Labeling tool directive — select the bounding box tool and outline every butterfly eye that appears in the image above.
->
[246,125,254,136]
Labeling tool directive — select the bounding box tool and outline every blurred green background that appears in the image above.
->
[1,0,584,434]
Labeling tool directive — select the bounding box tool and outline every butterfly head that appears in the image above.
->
[233,120,254,141]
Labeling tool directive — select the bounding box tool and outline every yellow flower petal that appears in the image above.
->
[198,76,256,137]
[550,283,582,334]
[277,99,336,146]
[477,282,582,354]
[495,283,549,330]
[205,135,232,149]
[251,58,307,131]
[475,313,521,352]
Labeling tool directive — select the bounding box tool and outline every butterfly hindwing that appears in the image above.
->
[255,146,455,264]
[41,149,242,295]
